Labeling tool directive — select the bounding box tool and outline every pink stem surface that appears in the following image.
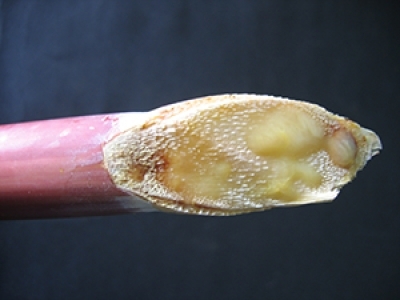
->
[0,113,142,219]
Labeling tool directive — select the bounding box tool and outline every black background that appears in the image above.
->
[0,1,399,299]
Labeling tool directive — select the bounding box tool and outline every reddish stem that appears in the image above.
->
[0,113,147,219]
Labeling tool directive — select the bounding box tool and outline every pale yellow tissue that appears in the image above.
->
[247,108,324,158]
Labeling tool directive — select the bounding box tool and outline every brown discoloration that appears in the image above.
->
[103,94,381,216]
[126,164,147,182]
[153,149,169,182]
[141,95,240,129]
[140,98,206,129]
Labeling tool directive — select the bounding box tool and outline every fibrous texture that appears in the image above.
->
[104,94,381,216]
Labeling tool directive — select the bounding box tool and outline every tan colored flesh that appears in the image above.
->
[103,94,381,216]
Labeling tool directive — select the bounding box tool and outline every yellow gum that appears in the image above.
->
[103,94,381,216]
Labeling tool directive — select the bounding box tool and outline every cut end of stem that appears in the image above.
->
[103,94,381,216]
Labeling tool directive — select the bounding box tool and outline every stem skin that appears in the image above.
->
[0,113,149,219]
